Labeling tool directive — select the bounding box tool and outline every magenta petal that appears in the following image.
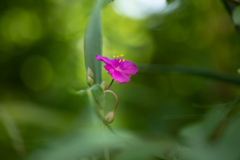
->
[109,69,130,84]
[119,60,138,75]
[95,55,113,66]
[103,65,114,73]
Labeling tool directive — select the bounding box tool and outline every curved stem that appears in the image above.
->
[107,79,114,90]
[104,90,118,113]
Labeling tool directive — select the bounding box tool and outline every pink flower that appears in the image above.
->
[96,55,138,84]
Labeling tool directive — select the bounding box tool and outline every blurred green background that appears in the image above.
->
[1,0,240,160]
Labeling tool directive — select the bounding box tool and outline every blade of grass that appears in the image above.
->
[137,63,240,86]
[84,0,104,84]
[0,106,26,156]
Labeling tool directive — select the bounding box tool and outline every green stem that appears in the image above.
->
[104,90,118,113]
[86,88,110,160]
[100,109,110,160]
[86,88,116,134]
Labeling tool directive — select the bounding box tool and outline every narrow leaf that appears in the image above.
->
[105,0,114,5]
[137,63,240,86]
[233,6,240,25]
[84,0,104,84]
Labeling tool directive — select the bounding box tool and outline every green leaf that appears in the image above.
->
[76,90,87,96]
[84,0,104,84]
[137,63,240,86]
[26,130,122,160]
[86,86,116,133]
[105,0,114,5]
[233,6,240,25]
[90,84,105,109]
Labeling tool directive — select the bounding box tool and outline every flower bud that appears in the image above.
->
[105,111,114,124]
[87,75,94,86]
[100,81,107,90]
[87,67,94,79]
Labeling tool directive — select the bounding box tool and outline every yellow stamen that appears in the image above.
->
[113,55,115,58]
[116,55,119,58]
[123,59,125,62]
[119,59,121,63]
[120,54,124,57]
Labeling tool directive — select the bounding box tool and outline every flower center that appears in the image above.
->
[113,54,126,72]
[116,66,121,71]
[113,54,125,63]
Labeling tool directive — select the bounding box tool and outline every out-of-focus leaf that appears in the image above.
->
[2,102,74,130]
[26,130,120,160]
[0,106,26,155]
[137,63,240,86]
[84,0,104,84]
[26,129,134,160]
[180,107,226,142]
[233,6,240,25]
[90,84,105,109]
[192,101,233,108]
[179,96,240,160]
[213,116,240,160]
[105,0,114,5]
[26,129,174,160]
[76,90,87,96]
[118,140,174,160]
[181,96,240,141]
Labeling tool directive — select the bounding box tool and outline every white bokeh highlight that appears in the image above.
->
[114,0,168,20]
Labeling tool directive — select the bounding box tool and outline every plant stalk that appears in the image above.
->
[100,108,110,160]
[107,79,114,90]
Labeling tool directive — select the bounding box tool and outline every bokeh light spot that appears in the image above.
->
[114,0,167,19]
[0,8,42,46]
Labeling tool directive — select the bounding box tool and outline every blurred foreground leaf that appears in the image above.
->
[84,0,104,84]
[179,96,240,160]
[26,129,174,160]
[233,6,240,25]
[105,0,114,5]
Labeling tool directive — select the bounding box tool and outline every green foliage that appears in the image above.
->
[179,96,240,160]
[90,84,105,109]
[233,6,240,25]
[105,0,114,5]
[137,64,240,86]
[84,0,104,85]
[1,0,240,160]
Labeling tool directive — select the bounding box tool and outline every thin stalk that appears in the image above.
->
[104,90,118,113]
[86,88,116,134]
[107,79,114,90]
[100,108,110,160]
[137,63,240,86]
